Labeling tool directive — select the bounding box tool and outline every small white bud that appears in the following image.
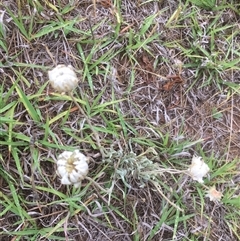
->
[48,65,78,93]
[56,150,89,188]
[187,156,210,183]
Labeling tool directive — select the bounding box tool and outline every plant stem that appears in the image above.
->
[70,92,106,158]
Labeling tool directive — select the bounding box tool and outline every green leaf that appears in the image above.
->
[6,7,29,39]
[31,21,72,39]
[15,84,41,122]
[188,0,216,10]
[139,12,159,35]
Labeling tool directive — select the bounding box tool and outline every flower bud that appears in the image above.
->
[48,65,78,93]
[206,186,223,202]
[56,150,89,188]
[187,156,210,183]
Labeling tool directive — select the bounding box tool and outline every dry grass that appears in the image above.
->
[0,0,240,240]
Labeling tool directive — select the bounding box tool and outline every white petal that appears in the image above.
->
[75,159,88,167]
[188,156,210,183]
[58,151,72,160]
[191,156,202,165]
[50,76,77,93]
[194,177,204,183]
[74,182,82,188]
[48,65,75,80]
[61,65,76,77]
[73,150,87,160]
[61,175,72,185]
[75,162,88,175]
[69,170,80,183]
[57,166,68,177]
[56,159,68,166]
[73,159,88,167]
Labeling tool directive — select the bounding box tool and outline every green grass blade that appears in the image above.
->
[15,84,41,122]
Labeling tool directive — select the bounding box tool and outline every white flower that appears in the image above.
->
[187,156,210,183]
[56,150,89,188]
[48,65,78,93]
[206,186,223,202]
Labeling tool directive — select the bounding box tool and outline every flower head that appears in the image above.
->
[187,156,210,183]
[206,186,223,202]
[56,150,89,188]
[48,65,78,93]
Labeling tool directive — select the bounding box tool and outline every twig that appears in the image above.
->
[85,176,109,194]
[151,180,184,212]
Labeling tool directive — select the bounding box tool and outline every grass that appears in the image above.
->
[0,0,240,240]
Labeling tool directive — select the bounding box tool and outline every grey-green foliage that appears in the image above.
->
[104,146,159,188]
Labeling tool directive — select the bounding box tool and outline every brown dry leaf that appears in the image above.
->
[120,24,134,34]
[163,81,175,91]
[163,74,184,91]
[97,0,112,8]
[138,53,155,83]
